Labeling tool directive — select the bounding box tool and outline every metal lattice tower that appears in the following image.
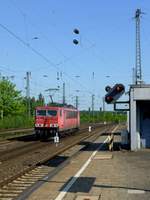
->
[135,9,142,84]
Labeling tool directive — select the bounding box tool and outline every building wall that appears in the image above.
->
[130,85,150,150]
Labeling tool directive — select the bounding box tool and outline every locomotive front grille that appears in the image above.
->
[35,123,58,128]
[50,124,58,127]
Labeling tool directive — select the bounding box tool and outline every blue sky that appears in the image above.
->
[0,0,150,110]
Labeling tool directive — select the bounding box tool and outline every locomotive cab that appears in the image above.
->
[34,105,80,139]
[35,107,59,138]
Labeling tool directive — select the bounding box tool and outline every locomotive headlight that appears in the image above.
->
[50,124,58,127]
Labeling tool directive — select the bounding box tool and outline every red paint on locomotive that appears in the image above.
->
[34,105,80,138]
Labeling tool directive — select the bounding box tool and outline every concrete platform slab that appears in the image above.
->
[93,153,113,160]
[25,127,150,200]
[75,195,100,200]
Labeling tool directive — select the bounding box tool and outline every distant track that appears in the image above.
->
[0,123,126,200]
[0,124,112,187]
[0,128,33,135]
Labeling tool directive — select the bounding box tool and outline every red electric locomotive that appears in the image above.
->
[34,104,80,138]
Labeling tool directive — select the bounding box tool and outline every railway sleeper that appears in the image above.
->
[0,189,23,193]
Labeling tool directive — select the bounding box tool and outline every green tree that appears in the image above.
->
[36,93,45,106]
[30,96,36,116]
[22,94,45,117]
[0,78,25,117]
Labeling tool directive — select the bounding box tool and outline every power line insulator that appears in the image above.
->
[73,39,79,45]
[73,28,79,34]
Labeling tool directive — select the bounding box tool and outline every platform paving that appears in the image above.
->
[27,128,150,200]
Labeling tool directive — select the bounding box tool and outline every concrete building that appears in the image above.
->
[130,84,150,150]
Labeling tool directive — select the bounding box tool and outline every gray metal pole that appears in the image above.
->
[135,9,142,84]
[132,67,136,84]
[26,72,31,117]
[102,97,105,111]
[92,94,95,123]
[63,82,65,105]
[76,96,79,109]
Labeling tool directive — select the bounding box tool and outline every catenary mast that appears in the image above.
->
[135,9,143,84]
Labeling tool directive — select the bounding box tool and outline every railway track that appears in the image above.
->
[0,128,33,136]
[0,123,109,160]
[0,123,105,140]
[0,124,121,200]
[0,126,90,162]
[0,125,103,184]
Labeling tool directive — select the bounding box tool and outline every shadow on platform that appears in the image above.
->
[93,184,150,192]
[59,177,96,193]
[101,131,121,136]
[79,141,121,152]
[44,155,69,167]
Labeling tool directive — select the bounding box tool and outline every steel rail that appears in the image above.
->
[0,124,112,188]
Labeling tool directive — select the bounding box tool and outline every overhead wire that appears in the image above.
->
[0,64,27,73]
[4,0,108,109]
[0,22,94,95]
[10,0,103,91]
[9,0,111,80]
[7,0,94,94]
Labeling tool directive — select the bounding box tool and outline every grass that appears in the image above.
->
[0,115,34,130]
[0,111,127,130]
[0,131,33,140]
[80,111,127,124]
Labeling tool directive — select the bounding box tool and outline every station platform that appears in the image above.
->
[26,128,150,200]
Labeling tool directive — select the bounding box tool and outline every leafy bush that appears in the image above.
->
[0,115,34,129]
[80,111,127,124]
[0,111,126,130]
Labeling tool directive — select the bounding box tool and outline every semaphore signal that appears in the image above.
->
[105,83,125,104]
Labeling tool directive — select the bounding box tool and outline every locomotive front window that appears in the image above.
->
[36,110,46,116]
[47,110,57,116]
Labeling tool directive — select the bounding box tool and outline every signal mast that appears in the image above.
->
[135,9,144,85]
